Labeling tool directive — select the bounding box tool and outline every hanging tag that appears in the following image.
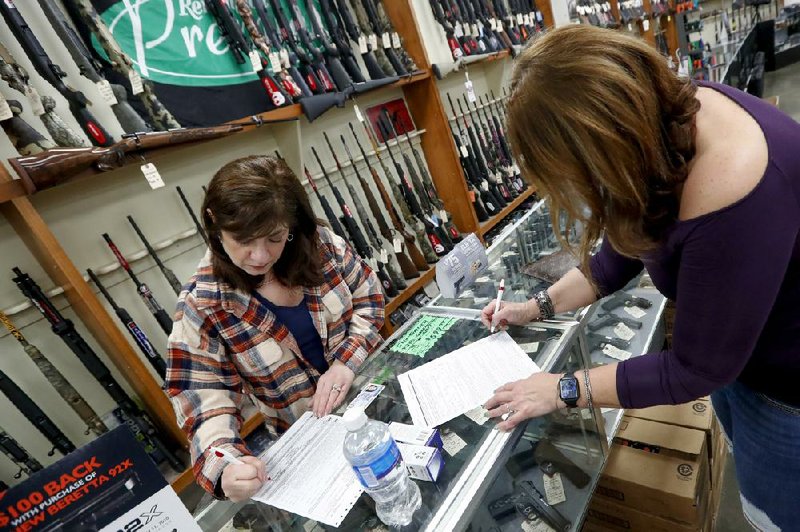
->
[279,48,291,68]
[0,94,12,121]
[379,248,389,264]
[603,344,632,361]
[454,22,464,38]
[614,322,636,341]
[393,235,403,253]
[392,32,401,49]
[481,180,489,191]
[643,19,650,31]
[368,33,378,50]
[464,73,477,103]
[95,80,118,105]
[354,103,364,123]
[628,22,633,31]
[358,35,368,54]
[141,163,165,189]
[521,516,554,532]
[543,472,566,505]
[128,70,145,95]
[472,23,480,37]
[516,13,524,24]
[623,306,647,319]
[523,14,532,25]
[382,32,392,49]
[489,18,497,30]
[441,431,467,456]
[25,86,45,116]
[464,405,490,425]
[536,10,544,21]
[268,51,282,73]
[439,209,448,223]
[248,50,262,73]
[459,144,469,158]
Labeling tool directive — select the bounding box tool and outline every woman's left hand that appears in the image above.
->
[484,372,564,431]
[312,360,356,417]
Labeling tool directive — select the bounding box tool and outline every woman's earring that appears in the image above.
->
[287,233,294,242]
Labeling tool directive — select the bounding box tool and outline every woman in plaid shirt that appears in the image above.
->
[165,155,385,501]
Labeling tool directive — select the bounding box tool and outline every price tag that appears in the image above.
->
[141,163,165,189]
[454,22,464,38]
[25,86,44,116]
[490,18,498,30]
[521,517,555,532]
[439,209,448,223]
[464,405,490,425]
[623,305,647,319]
[269,51,282,73]
[517,13,524,25]
[393,235,403,253]
[643,19,650,31]
[614,322,636,341]
[95,80,118,105]
[249,50,262,73]
[392,32,401,49]
[382,32,392,49]
[441,432,467,456]
[524,14,532,25]
[354,103,364,123]
[128,70,145,95]
[536,11,544,21]
[603,344,632,361]
[358,35,368,54]
[369,33,378,50]
[460,144,469,158]
[279,48,291,68]
[464,76,476,103]
[472,23,480,37]
[379,248,389,263]
[481,180,489,191]
[367,257,379,271]
[543,472,566,505]
[518,341,540,353]
[0,94,12,121]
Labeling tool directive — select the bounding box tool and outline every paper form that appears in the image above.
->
[253,412,363,527]
[398,331,541,428]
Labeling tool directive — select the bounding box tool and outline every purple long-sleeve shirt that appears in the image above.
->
[590,81,800,408]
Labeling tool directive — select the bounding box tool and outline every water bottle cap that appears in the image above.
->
[342,408,368,431]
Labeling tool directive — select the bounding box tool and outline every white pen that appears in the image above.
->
[210,446,244,465]
[490,278,505,333]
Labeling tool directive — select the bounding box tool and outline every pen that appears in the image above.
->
[491,279,505,333]
[211,446,244,465]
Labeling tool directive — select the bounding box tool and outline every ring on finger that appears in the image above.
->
[504,403,510,413]
[332,384,343,393]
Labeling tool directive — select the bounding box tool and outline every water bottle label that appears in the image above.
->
[352,440,402,489]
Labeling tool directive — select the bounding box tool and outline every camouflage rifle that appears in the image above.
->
[0,96,55,155]
[0,310,107,436]
[61,0,181,130]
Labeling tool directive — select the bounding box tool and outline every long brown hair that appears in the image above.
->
[202,155,325,292]
[507,25,700,277]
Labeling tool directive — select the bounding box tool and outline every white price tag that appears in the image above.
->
[269,51,282,73]
[358,35,368,54]
[472,23,480,37]
[623,305,647,319]
[379,248,389,264]
[614,322,636,341]
[603,344,632,361]
[464,405,490,425]
[441,432,467,456]
[543,473,567,505]
[249,50,262,73]
[481,180,489,191]
[490,18,498,30]
[628,22,633,31]
[464,78,476,103]
[517,341,540,353]
[95,80,118,105]
[536,11,544,21]
[382,32,392,49]
[141,163,165,189]
[0,94,12,121]
[521,517,556,532]
[368,33,378,50]
[517,13,524,25]
[392,32,401,49]
[25,86,44,116]
[524,14,532,25]
[354,103,364,123]
[439,209,448,223]
[128,70,145,95]
[643,19,650,31]
[460,144,469,158]
[393,235,403,253]
[454,22,464,38]
[280,48,291,68]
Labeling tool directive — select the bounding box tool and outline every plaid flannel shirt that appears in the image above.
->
[165,226,384,495]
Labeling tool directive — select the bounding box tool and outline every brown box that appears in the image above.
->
[596,416,710,526]
[626,398,714,462]
[585,495,710,532]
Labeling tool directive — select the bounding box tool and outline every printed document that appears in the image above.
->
[253,412,362,527]
[398,331,541,428]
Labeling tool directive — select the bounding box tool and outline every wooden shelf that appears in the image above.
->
[478,187,536,237]
[0,179,26,204]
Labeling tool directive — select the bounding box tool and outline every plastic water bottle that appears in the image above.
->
[342,408,421,527]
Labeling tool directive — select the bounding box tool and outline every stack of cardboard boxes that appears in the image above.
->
[584,398,729,532]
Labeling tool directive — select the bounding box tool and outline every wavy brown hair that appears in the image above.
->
[202,155,324,292]
[506,25,700,279]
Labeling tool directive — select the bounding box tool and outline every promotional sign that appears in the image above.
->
[435,233,489,298]
[0,426,199,532]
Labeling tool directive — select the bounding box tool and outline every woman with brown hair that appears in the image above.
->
[165,155,384,502]
[481,25,800,530]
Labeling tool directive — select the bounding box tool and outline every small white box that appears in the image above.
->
[397,443,444,482]
[389,422,443,449]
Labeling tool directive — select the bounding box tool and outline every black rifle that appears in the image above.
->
[360,0,408,75]
[462,93,513,202]
[0,95,55,155]
[0,310,107,436]
[315,0,367,82]
[348,122,430,270]
[11,268,185,471]
[310,147,398,296]
[323,132,406,290]
[474,93,521,197]
[335,0,387,79]
[340,134,419,279]
[127,215,183,295]
[176,186,208,245]
[87,268,167,379]
[206,0,291,108]
[35,0,150,134]
[429,0,465,61]
[291,1,351,91]
[102,233,174,336]
[0,0,114,147]
[600,293,652,312]
[0,426,43,478]
[0,369,75,456]
[487,90,525,190]
[303,166,348,240]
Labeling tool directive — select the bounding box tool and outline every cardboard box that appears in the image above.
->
[596,416,710,526]
[396,442,443,482]
[586,495,709,532]
[389,422,443,449]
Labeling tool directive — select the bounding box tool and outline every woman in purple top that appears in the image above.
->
[481,25,800,530]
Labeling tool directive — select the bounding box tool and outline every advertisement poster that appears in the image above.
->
[0,426,199,532]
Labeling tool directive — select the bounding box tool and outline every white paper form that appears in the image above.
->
[252,412,363,527]
[397,331,541,428]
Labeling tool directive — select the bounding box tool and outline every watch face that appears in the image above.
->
[559,378,579,400]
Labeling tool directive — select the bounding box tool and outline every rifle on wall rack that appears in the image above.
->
[0,95,55,155]
[0,425,43,478]
[127,215,183,295]
[177,186,208,245]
